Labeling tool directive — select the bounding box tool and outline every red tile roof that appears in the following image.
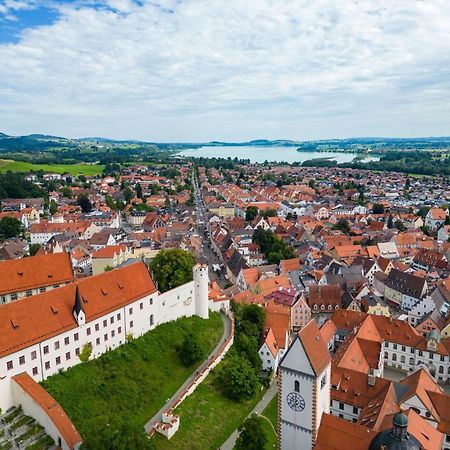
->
[0,262,156,358]
[12,372,82,449]
[0,252,74,296]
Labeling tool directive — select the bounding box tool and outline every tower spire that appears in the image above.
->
[73,285,83,316]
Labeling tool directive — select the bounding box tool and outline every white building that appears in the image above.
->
[0,262,209,412]
[279,320,331,450]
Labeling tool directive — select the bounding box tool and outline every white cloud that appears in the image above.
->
[0,0,450,140]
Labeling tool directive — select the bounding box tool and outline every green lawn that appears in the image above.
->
[0,159,104,176]
[152,370,265,450]
[41,313,223,446]
[261,395,278,449]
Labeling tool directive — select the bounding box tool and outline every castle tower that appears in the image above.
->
[279,319,331,450]
[194,264,209,319]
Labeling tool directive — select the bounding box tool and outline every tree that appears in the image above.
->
[235,416,268,450]
[218,355,259,400]
[245,206,259,222]
[49,200,58,215]
[104,265,114,272]
[105,195,117,210]
[29,243,41,256]
[394,219,406,232]
[0,217,23,239]
[77,194,92,213]
[79,343,92,363]
[149,249,196,293]
[372,203,385,214]
[308,179,316,189]
[180,332,204,366]
[61,187,73,198]
[135,183,143,199]
[418,206,430,219]
[262,208,277,219]
[333,219,350,234]
[124,187,134,204]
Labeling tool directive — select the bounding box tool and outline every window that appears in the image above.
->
[401,346,406,352]
[54,341,60,350]
[117,313,121,320]
[53,284,60,289]
[150,315,154,326]
[339,402,344,410]
[441,355,445,362]
[19,356,25,365]
[96,338,100,345]
[429,353,434,360]
[103,320,107,327]
[118,327,122,334]
[294,380,300,392]
[95,324,99,332]
[56,356,61,365]
[392,354,397,361]
[39,287,46,293]
[31,351,37,360]
[75,348,80,356]
[66,352,71,361]
[26,290,32,297]
[11,293,18,301]
[411,348,415,354]
[401,356,405,363]
[439,366,444,374]
[74,333,79,342]
[149,298,153,306]
[129,307,133,315]
[104,334,108,342]
[110,317,114,325]
[393,343,397,350]
[7,360,13,370]
[339,413,344,419]
[64,337,69,345]
[87,327,91,336]
[353,406,358,415]
[419,350,423,356]
[45,361,50,370]
[130,320,134,328]
[384,351,388,359]
[112,330,115,338]
[140,303,143,310]
[43,345,49,354]
[384,342,389,347]
[32,367,38,376]
[410,358,414,365]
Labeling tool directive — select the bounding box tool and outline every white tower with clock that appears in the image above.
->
[278,319,331,450]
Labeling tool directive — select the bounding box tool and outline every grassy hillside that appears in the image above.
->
[41,313,223,447]
[0,159,104,176]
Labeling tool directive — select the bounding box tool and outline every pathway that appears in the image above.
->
[220,381,278,450]
[144,311,232,434]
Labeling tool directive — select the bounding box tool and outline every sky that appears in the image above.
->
[0,0,450,142]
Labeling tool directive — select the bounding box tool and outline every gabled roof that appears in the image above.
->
[0,262,156,358]
[297,319,331,376]
[0,252,74,296]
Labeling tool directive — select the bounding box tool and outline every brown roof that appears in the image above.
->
[315,413,377,450]
[308,285,342,309]
[298,319,331,376]
[12,372,82,449]
[0,252,74,296]
[0,262,156,358]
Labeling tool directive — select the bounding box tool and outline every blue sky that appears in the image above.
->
[0,0,450,141]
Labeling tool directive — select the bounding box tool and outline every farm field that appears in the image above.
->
[0,159,104,176]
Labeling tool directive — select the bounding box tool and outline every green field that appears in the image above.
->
[153,368,265,450]
[41,313,223,448]
[0,159,104,176]
[261,395,278,449]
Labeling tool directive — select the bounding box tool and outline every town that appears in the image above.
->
[0,155,449,450]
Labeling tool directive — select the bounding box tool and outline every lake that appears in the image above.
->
[178,146,379,164]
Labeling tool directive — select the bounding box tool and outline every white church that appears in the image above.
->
[0,261,209,413]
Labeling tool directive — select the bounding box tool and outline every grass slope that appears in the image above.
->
[41,313,223,444]
[153,370,264,450]
[0,159,104,176]
[261,395,278,449]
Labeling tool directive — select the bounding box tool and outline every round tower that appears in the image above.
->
[194,263,209,319]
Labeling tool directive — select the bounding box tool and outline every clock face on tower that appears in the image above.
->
[286,392,306,412]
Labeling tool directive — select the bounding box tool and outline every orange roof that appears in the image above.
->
[264,302,290,350]
[12,372,82,449]
[257,274,291,296]
[279,258,300,273]
[315,413,377,450]
[298,319,331,376]
[0,252,74,296]
[92,244,128,259]
[263,327,278,357]
[0,262,156,358]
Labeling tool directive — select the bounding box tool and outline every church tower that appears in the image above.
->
[193,264,209,319]
[279,319,331,450]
